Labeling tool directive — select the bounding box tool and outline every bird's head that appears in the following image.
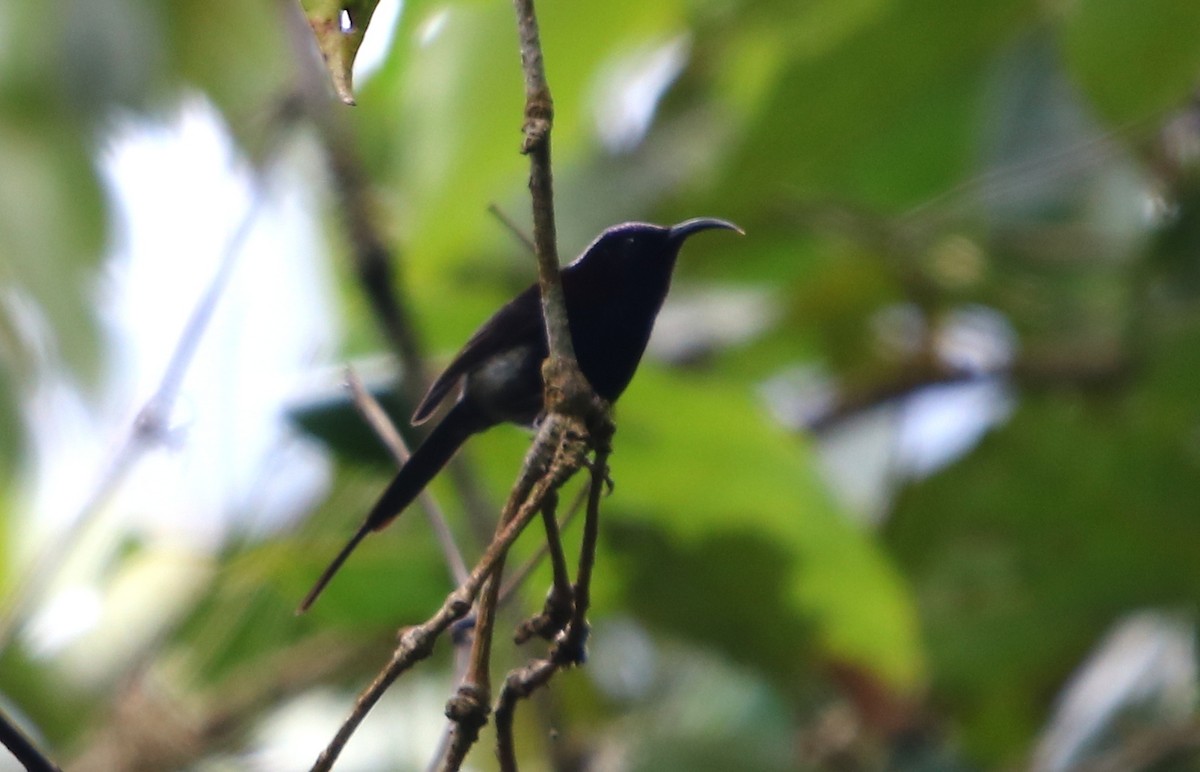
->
[571,217,742,275]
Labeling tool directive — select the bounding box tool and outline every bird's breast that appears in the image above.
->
[568,290,666,402]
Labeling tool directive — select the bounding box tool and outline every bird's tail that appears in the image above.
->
[297,402,484,613]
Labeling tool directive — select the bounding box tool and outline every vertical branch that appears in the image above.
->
[538,492,572,600]
[438,557,503,771]
[439,4,596,768]
[439,449,558,769]
[499,484,588,604]
[513,492,574,644]
[562,436,611,659]
[513,0,583,384]
[446,7,615,769]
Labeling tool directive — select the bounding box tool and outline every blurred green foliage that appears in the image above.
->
[3,0,1200,769]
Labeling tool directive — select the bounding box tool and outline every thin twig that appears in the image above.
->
[425,642,474,772]
[326,138,430,408]
[901,119,1142,223]
[495,655,557,772]
[443,484,586,649]
[561,436,608,659]
[343,367,469,585]
[513,0,577,374]
[498,484,587,605]
[564,436,611,656]
[513,493,574,644]
[804,349,1131,435]
[0,705,61,772]
[538,492,572,600]
[487,203,537,254]
[439,561,503,771]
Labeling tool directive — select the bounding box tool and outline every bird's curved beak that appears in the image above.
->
[668,217,744,243]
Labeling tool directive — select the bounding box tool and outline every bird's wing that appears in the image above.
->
[411,283,544,424]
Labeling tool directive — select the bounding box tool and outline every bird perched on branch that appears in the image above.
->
[299,217,741,611]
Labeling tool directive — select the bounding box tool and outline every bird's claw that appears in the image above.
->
[581,457,614,494]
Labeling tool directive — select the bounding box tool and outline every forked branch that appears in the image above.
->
[310,418,591,772]
[495,435,612,770]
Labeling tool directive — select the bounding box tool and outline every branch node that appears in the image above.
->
[447,590,473,618]
[520,91,554,154]
[514,583,574,644]
[396,626,433,659]
[551,613,589,667]
[444,683,490,727]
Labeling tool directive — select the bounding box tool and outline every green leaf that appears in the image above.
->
[721,0,1036,212]
[602,366,924,690]
[164,0,291,151]
[1063,0,1200,124]
[286,381,409,466]
[300,0,382,105]
[175,478,456,683]
[886,321,1200,762]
